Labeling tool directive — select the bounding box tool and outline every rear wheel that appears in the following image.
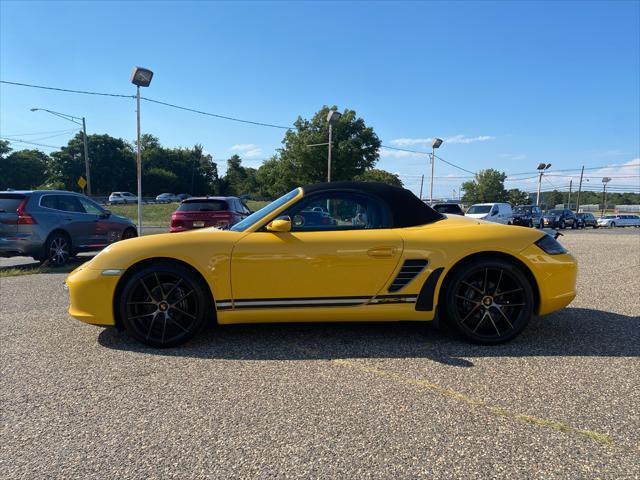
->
[443,258,534,344]
[119,263,209,347]
[42,232,71,266]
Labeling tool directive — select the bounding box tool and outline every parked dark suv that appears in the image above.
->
[512,205,542,228]
[430,203,465,216]
[575,212,598,229]
[541,208,577,229]
[0,190,137,265]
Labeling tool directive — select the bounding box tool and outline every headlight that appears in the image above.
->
[535,234,567,255]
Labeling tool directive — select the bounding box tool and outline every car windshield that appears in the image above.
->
[0,194,26,213]
[467,205,491,214]
[514,206,532,213]
[178,200,229,211]
[434,204,462,214]
[230,188,300,232]
[548,209,563,215]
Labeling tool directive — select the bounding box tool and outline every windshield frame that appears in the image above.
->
[230,188,302,232]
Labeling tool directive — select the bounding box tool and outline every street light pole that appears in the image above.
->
[327,122,332,183]
[575,165,584,213]
[136,85,142,235]
[567,179,572,209]
[429,138,443,204]
[536,163,551,206]
[601,177,611,217]
[81,117,91,196]
[130,66,154,236]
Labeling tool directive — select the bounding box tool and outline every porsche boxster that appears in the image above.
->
[66,182,577,347]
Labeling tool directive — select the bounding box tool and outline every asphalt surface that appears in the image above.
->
[1,229,639,479]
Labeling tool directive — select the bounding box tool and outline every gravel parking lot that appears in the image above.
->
[1,230,639,479]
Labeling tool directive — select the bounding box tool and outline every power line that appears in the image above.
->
[141,97,293,130]
[0,80,134,98]
[0,128,78,137]
[379,145,476,175]
[0,137,62,149]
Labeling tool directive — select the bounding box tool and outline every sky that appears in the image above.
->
[1,0,639,198]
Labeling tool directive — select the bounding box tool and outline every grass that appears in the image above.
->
[0,258,89,278]
[108,200,270,227]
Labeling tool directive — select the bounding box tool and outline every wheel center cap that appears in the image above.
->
[482,296,493,306]
[159,302,169,312]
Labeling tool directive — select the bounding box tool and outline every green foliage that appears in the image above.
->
[220,155,259,196]
[0,148,49,190]
[48,133,136,193]
[256,106,381,197]
[144,167,180,194]
[507,188,530,206]
[462,169,508,204]
[354,169,403,187]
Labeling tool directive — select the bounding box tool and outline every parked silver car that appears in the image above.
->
[155,193,179,203]
[0,190,137,265]
[597,214,640,228]
[108,191,138,204]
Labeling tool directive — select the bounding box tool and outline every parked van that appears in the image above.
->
[466,203,513,224]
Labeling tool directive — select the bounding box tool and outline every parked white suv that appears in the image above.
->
[466,203,513,225]
[109,192,138,204]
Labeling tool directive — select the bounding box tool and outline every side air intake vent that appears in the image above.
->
[388,259,428,292]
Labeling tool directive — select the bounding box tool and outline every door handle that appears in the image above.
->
[367,247,396,258]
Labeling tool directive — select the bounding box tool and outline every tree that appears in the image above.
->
[48,133,136,194]
[544,190,564,209]
[1,148,49,190]
[354,169,403,187]
[461,169,508,204]
[144,167,180,194]
[508,188,530,206]
[274,106,381,188]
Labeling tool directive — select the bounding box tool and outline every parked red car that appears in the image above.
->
[170,197,251,232]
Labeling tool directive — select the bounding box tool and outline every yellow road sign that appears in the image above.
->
[77,176,87,189]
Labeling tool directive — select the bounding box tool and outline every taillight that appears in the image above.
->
[170,214,179,228]
[16,198,37,224]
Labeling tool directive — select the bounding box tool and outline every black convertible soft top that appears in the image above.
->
[302,181,444,228]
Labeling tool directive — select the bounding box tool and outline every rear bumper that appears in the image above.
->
[0,235,41,258]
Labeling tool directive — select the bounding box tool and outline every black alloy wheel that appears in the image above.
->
[120,263,209,347]
[444,258,534,344]
[44,233,71,266]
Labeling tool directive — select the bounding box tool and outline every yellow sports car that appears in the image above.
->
[66,182,577,347]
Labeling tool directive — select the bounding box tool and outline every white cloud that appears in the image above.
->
[500,153,527,161]
[229,143,262,158]
[390,135,495,147]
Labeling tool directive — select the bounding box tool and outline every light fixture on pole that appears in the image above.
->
[30,108,91,195]
[130,66,154,235]
[326,109,342,182]
[601,177,611,217]
[535,162,552,206]
[429,138,443,204]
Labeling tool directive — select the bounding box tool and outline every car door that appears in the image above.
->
[77,196,112,246]
[230,191,403,309]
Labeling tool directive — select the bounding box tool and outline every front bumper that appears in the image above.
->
[541,218,558,228]
[520,244,577,315]
[66,264,119,326]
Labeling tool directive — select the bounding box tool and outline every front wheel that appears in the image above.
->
[559,220,566,229]
[121,228,137,240]
[443,258,534,344]
[528,219,533,228]
[610,222,616,228]
[119,263,210,347]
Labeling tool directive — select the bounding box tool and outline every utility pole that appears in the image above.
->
[601,177,611,217]
[419,174,424,200]
[575,166,584,213]
[327,122,332,183]
[536,163,551,206]
[567,179,572,209]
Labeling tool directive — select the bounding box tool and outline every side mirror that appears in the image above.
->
[266,216,292,232]
[100,210,111,219]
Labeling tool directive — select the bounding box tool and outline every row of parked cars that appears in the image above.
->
[430,202,640,229]
[108,192,193,204]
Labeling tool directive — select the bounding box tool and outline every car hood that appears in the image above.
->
[84,227,243,271]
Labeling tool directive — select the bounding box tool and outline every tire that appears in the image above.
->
[610,222,615,229]
[443,258,534,344]
[42,232,71,266]
[559,220,566,230]
[121,228,137,240]
[571,221,577,230]
[528,219,533,228]
[119,263,210,347]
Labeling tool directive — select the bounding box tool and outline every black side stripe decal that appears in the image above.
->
[216,294,418,311]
